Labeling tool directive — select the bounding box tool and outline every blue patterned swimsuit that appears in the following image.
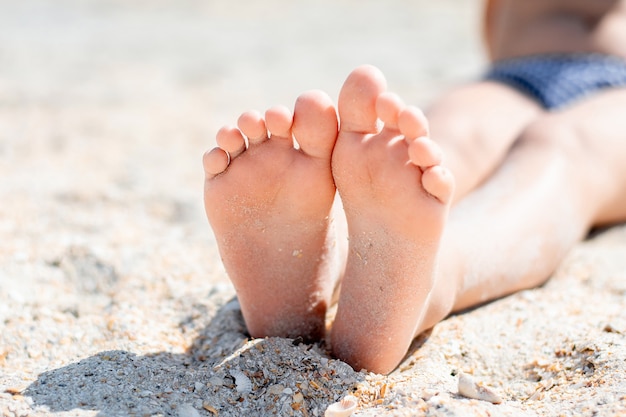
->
[484,54,626,110]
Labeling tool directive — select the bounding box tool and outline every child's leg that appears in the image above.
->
[203,90,342,341]
[330,66,626,374]
[426,80,543,200]
[423,86,626,327]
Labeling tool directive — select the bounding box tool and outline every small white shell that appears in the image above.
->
[325,395,358,417]
[230,369,252,394]
[458,372,502,404]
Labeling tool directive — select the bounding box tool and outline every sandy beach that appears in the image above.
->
[1,1,626,416]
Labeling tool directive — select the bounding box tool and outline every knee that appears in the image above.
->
[516,115,593,158]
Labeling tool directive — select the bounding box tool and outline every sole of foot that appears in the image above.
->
[330,65,455,373]
[203,90,341,341]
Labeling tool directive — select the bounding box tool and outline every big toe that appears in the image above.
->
[338,65,387,134]
[292,90,338,159]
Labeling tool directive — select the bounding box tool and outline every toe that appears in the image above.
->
[408,136,443,167]
[203,147,230,178]
[265,105,294,140]
[422,165,455,204]
[238,110,268,145]
[338,65,387,134]
[216,126,246,159]
[398,106,429,140]
[292,90,338,159]
[376,92,404,129]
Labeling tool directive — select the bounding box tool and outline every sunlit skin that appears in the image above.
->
[203,0,626,374]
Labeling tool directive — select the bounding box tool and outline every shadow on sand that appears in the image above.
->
[24,297,367,417]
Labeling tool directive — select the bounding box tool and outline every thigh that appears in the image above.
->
[426,80,543,199]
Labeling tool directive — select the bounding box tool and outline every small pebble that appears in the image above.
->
[208,376,223,387]
[267,384,285,395]
[177,403,200,417]
[293,392,304,404]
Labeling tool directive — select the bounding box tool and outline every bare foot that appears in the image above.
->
[330,65,455,374]
[203,90,340,341]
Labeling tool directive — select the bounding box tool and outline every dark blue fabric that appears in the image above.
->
[485,54,626,110]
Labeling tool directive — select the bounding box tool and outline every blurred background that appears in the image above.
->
[0,0,485,257]
[0,0,485,137]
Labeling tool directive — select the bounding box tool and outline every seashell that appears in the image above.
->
[230,369,252,394]
[202,403,219,415]
[325,395,358,417]
[457,372,502,404]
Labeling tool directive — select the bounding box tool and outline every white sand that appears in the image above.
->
[2,1,626,416]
